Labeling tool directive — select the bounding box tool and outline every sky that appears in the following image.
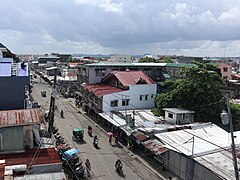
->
[1,0,240,57]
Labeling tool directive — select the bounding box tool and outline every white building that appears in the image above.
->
[163,108,195,125]
[80,70,157,113]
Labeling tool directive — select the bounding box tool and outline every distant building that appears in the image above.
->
[77,62,194,93]
[108,54,133,63]
[51,53,72,62]
[217,61,232,80]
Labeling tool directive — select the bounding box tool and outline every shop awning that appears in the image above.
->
[99,112,126,127]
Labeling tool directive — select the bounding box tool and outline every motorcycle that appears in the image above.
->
[93,139,98,149]
[115,164,124,177]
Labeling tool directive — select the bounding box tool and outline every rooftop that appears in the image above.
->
[83,84,124,97]
[163,108,195,114]
[85,62,195,68]
[154,124,240,180]
[0,148,62,179]
[0,109,42,127]
[104,70,155,86]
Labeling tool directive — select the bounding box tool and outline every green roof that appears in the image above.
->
[165,63,196,67]
[86,62,195,68]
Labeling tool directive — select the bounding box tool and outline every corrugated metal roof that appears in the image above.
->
[84,84,124,97]
[163,108,195,114]
[0,109,42,127]
[142,139,168,155]
[0,148,61,179]
[0,148,61,166]
[155,124,240,180]
[131,131,149,141]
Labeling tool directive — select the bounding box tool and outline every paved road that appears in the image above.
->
[31,75,163,180]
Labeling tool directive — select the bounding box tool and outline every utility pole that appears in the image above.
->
[48,68,58,134]
[226,93,239,180]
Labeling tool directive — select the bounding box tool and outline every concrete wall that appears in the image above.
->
[0,76,30,110]
[102,84,157,112]
[0,126,24,153]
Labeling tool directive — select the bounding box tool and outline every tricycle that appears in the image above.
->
[72,128,84,143]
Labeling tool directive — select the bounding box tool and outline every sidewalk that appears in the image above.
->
[68,100,177,180]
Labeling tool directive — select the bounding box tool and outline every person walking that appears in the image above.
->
[109,134,113,145]
[85,159,91,177]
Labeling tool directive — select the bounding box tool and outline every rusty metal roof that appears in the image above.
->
[0,148,61,179]
[0,109,42,127]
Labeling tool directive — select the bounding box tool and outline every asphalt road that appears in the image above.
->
[31,74,163,180]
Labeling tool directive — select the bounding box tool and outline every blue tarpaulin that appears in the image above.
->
[64,148,80,157]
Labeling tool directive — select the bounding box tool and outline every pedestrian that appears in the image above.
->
[85,159,91,177]
[109,134,113,145]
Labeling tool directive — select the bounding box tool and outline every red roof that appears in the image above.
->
[232,74,240,79]
[0,148,61,178]
[104,71,155,86]
[83,84,124,97]
[0,109,42,127]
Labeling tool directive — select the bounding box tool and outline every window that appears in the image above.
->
[223,76,228,80]
[140,95,143,100]
[122,99,130,106]
[168,113,173,119]
[95,69,106,76]
[145,95,148,100]
[110,100,118,107]
[223,67,228,72]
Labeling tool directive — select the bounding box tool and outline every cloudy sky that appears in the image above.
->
[1,0,240,56]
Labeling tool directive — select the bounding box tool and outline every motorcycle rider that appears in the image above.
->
[93,135,98,148]
[85,159,91,177]
[115,158,123,171]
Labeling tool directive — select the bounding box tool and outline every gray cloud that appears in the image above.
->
[0,0,240,56]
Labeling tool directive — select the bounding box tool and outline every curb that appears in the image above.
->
[68,101,165,180]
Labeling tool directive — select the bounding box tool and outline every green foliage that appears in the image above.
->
[154,62,225,122]
[139,57,157,63]
[163,56,173,63]
[230,103,240,130]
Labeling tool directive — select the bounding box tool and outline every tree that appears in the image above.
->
[153,62,225,122]
[163,56,173,63]
[139,57,157,63]
[230,102,240,130]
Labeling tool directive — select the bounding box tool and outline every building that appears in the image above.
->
[77,62,194,93]
[0,44,31,110]
[218,61,233,80]
[0,109,42,153]
[163,108,195,125]
[108,54,133,63]
[78,70,157,114]
[0,147,65,179]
